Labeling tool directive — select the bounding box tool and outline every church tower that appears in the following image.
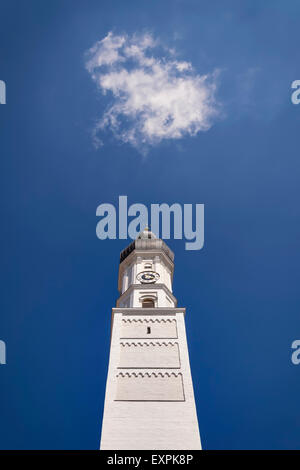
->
[100,228,201,450]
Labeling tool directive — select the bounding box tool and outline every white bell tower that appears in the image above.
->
[100,228,201,450]
[117,227,176,310]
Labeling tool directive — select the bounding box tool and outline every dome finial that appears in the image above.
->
[136,226,157,240]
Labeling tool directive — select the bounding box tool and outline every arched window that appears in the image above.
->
[142,298,155,308]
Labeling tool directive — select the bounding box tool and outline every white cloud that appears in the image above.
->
[85,32,220,153]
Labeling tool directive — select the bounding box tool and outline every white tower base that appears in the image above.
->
[100,308,201,450]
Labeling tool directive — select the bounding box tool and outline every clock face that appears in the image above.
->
[136,270,160,284]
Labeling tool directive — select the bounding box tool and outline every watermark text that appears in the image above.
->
[291,340,300,365]
[0,340,6,365]
[96,196,204,251]
[0,80,6,104]
[291,80,300,104]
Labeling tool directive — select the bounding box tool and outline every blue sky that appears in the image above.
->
[1,0,300,449]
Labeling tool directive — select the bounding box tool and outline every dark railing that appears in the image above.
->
[120,238,174,264]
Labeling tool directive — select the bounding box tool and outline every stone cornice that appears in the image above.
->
[116,371,182,378]
[120,341,178,347]
[112,307,186,317]
[122,318,176,323]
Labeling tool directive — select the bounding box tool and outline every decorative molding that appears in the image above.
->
[112,307,185,317]
[122,318,176,324]
[120,341,178,347]
[116,371,182,378]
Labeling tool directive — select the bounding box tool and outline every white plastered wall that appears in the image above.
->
[100,311,201,450]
